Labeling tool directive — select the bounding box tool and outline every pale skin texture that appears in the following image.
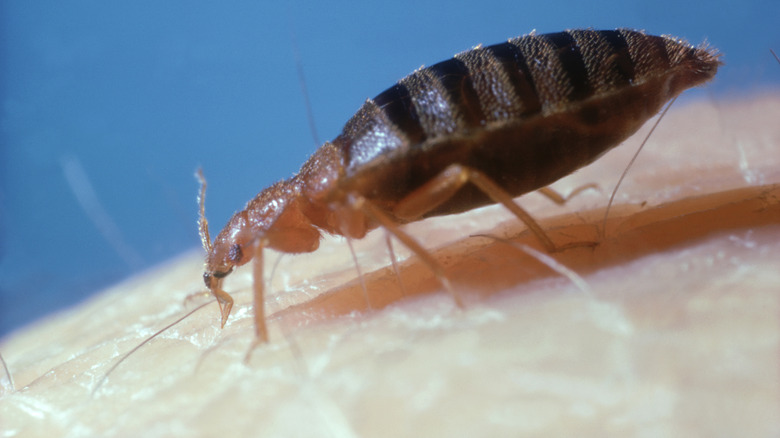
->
[1,94,779,437]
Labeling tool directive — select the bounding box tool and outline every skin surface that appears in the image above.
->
[1,94,779,437]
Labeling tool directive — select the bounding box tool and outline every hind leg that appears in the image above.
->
[393,164,567,253]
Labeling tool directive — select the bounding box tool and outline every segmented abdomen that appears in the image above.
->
[337,29,718,172]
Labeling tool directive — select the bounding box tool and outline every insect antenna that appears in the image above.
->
[0,352,15,394]
[601,96,679,238]
[92,300,212,395]
[771,49,780,65]
[196,168,212,253]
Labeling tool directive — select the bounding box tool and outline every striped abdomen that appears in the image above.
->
[320,29,719,217]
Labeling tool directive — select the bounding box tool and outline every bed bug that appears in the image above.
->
[198,28,720,344]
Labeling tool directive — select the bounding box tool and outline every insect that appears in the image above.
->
[198,28,720,344]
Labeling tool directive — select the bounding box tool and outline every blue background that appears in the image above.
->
[2,0,779,337]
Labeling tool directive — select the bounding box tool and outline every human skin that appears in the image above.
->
[1,94,779,437]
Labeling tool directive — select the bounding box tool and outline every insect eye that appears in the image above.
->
[228,244,243,263]
[203,272,212,288]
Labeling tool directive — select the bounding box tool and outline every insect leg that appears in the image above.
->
[182,289,212,308]
[251,240,269,343]
[393,164,559,253]
[537,184,599,206]
[345,235,372,308]
[385,232,408,297]
[356,196,461,307]
[244,239,270,361]
[333,206,373,308]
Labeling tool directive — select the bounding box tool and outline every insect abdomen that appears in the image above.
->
[329,29,719,215]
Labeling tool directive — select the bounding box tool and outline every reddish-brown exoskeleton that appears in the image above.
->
[198,29,720,343]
